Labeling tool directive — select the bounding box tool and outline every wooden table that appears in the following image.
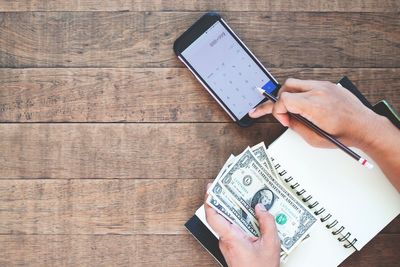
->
[0,1,399,266]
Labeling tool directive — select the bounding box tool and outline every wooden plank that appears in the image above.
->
[383,216,400,234]
[0,123,285,179]
[0,12,399,68]
[0,234,399,266]
[0,68,398,122]
[0,0,398,12]
[341,234,400,267]
[0,179,208,235]
[0,234,216,267]
[0,179,397,235]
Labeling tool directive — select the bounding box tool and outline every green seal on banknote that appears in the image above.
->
[276,213,287,225]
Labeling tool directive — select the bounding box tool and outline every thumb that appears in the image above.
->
[255,204,279,243]
[249,101,274,118]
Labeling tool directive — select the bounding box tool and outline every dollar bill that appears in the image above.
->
[216,154,236,178]
[209,145,274,196]
[207,154,236,195]
[207,194,289,262]
[253,143,302,195]
[206,195,254,235]
[251,142,280,180]
[209,182,260,237]
[206,154,258,236]
[218,148,317,253]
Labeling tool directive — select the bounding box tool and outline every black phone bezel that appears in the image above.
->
[173,12,279,127]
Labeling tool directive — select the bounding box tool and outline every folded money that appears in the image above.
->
[207,143,317,256]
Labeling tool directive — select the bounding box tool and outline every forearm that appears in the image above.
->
[359,114,400,191]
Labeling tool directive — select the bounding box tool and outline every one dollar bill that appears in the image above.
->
[208,182,260,237]
[218,148,317,253]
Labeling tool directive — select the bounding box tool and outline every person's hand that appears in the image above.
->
[249,78,378,148]
[204,185,280,267]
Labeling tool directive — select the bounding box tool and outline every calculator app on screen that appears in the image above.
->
[182,20,277,120]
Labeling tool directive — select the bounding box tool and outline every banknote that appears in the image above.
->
[218,148,317,253]
[209,182,260,237]
[207,194,289,262]
[207,154,236,195]
[206,195,254,235]
[216,154,236,178]
[207,162,259,237]
[210,144,277,197]
[251,142,280,180]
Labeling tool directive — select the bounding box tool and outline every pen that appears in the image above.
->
[256,87,374,169]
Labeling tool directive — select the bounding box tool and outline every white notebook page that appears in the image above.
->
[268,129,400,250]
[282,220,355,267]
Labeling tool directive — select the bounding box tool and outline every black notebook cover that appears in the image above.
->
[185,214,227,266]
[337,76,374,109]
[338,76,400,128]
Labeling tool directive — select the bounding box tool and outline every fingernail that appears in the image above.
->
[206,183,212,190]
[256,203,267,211]
[249,108,256,114]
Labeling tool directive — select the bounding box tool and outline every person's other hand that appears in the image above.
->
[204,185,280,267]
[249,78,377,148]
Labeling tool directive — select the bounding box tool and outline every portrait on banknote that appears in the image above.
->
[251,188,275,211]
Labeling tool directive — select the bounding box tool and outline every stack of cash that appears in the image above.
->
[207,142,317,261]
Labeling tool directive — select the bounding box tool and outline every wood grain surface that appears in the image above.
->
[0,123,285,179]
[0,179,398,235]
[0,12,399,68]
[0,68,398,122]
[0,0,399,12]
[0,235,399,267]
[0,179,209,234]
[0,1,399,267]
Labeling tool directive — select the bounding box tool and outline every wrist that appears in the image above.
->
[355,111,390,152]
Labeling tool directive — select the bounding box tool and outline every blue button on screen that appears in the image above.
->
[262,80,277,94]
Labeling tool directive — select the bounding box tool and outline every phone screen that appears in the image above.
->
[181,20,277,120]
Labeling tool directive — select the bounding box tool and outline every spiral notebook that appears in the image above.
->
[186,129,400,266]
[185,78,400,267]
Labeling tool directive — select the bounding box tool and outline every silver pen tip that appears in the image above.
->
[256,87,265,95]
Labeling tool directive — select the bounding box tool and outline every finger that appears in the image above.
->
[275,92,336,146]
[230,222,251,240]
[281,78,323,94]
[276,91,315,124]
[278,79,311,97]
[247,235,259,242]
[272,100,290,127]
[218,242,233,267]
[289,119,335,148]
[204,200,232,238]
[255,204,279,243]
[204,184,233,239]
[249,101,274,118]
[204,183,212,201]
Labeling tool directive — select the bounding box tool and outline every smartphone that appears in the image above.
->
[173,12,279,127]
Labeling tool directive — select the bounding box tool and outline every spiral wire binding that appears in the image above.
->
[272,158,358,249]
